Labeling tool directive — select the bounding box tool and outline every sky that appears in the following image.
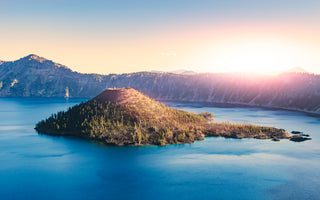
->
[0,0,319,74]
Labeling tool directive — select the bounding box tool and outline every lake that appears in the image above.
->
[0,98,319,200]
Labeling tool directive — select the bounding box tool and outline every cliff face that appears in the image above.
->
[1,54,320,114]
[101,72,320,114]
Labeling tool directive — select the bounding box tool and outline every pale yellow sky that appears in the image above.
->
[0,0,319,74]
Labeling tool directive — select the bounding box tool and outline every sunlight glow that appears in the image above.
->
[193,38,310,73]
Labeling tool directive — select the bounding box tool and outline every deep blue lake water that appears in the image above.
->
[0,98,319,200]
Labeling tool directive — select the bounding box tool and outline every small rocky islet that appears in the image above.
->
[35,88,309,145]
[290,131,311,142]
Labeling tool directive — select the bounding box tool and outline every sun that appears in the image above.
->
[193,38,302,73]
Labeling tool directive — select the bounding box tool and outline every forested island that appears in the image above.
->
[35,88,299,145]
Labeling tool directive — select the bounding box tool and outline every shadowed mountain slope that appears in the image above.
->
[1,54,320,114]
[0,54,106,97]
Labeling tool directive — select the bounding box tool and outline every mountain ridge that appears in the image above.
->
[1,54,320,114]
[285,67,308,74]
[151,69,197,75]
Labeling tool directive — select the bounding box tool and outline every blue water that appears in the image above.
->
[0,98,319,200]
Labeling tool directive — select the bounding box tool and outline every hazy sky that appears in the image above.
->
[0,0,319,74]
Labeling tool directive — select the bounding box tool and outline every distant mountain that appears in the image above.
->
[170,69,197,75]
[150,70,164,73]
[1,54,320,114]
[0,54,106,97]
[151,69,197,75]
[285,67,308,74]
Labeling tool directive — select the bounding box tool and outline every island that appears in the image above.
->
[35,88,299,145]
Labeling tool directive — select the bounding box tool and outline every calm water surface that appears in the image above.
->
[0,98,319,200]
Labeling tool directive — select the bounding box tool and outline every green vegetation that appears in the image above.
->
[199,111,214,121]
[35,88,290,145]
[203,122,287,139]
